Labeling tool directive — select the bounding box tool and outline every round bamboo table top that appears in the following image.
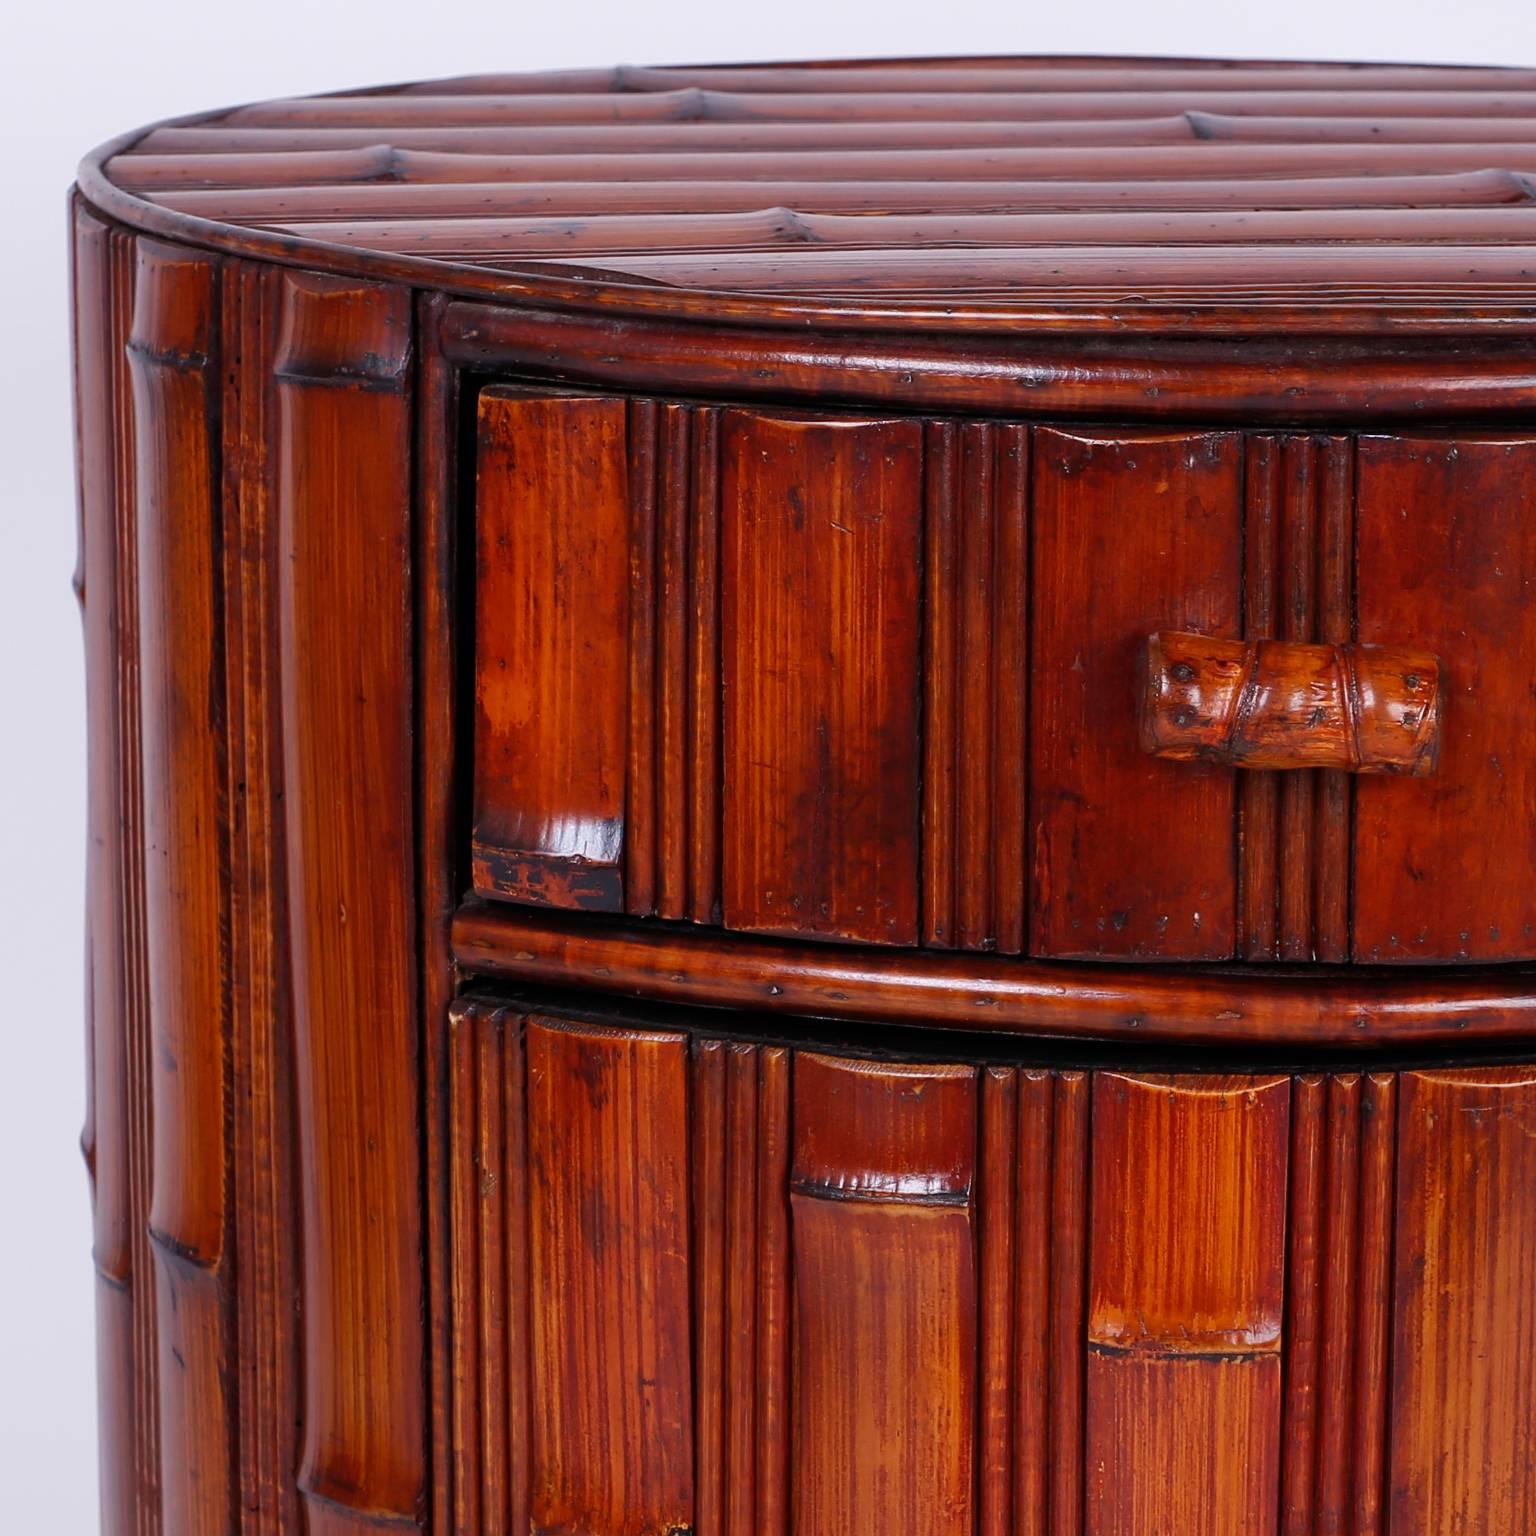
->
[83,55,1536,332]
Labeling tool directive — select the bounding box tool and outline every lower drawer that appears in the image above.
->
[446,996,1536,1536]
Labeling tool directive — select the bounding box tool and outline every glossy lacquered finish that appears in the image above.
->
[75,210,423,1536]
[441,999,1536,1536]
[74,54,1536,1536]
[1140,631,1441,776]
[470,399,1536,965]
[449,901,1536,1048]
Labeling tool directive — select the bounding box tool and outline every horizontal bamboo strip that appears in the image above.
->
[119,138,1536,187]
[397,63,1536,95]
[511,240,1536,293]
[1197,112,1536,142]
[222,87,1536,126]
[140,169,1535,222]
[108,114,1536,160]
[259,204,1536,258]
[164,117,1211,154]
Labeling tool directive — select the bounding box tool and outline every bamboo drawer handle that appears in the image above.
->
[1141,631,1441,776]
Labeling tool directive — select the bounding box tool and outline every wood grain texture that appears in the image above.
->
[690,1041,728,1536]
[273,270,425,1533]
[1277,1073,1398,1535]
[1089,1075,1290,1352]
[651,402,688,921]
[723,1043,761,1536]
[1317,1076,1366,1532]
[447,1001,531,1536]
[472,392,723,925]
[1238,436,1283,960]
[473,390,630,910]
[624,400,659,917]
[223,257,301,1536]
[1274,436,1319,968]
[791,1055,977,1536]
[756,1047,792,1536]
[685,411,724,928]
[1008,1071,1055,1536]
[1280,1076,1326,1534]
[1030,428,1243,959]
[525,1016,695,1536]
[977,1068,1017,1536]
[1047,1071,1090,1536]
[1142,631,1440,774]
[129,237,234,1536]
[447,1004,485,1536]
[1355,435,1536,961]
[1237,436,1359,961]
[1086,1074,1289,1536]
[721,410,923,944]
[438,991,1536,1536]
[626,400,724,924]
[923,421,1029,953]
[1353,1073,1397,1536]
[416,289,461,1536]
[1312,439,1356,964]
[118,222,166,1536]
[1390,1069,1536,1534]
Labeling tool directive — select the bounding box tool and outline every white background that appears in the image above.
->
[4,1,1535,1527]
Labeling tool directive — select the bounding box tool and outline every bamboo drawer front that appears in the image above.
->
[473,399,1536,965]
[75,53,1536,1536]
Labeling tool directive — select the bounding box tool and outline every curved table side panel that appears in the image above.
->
[130,235,232,1536]
[273,269,427,1533]
[79,230,437,1536]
